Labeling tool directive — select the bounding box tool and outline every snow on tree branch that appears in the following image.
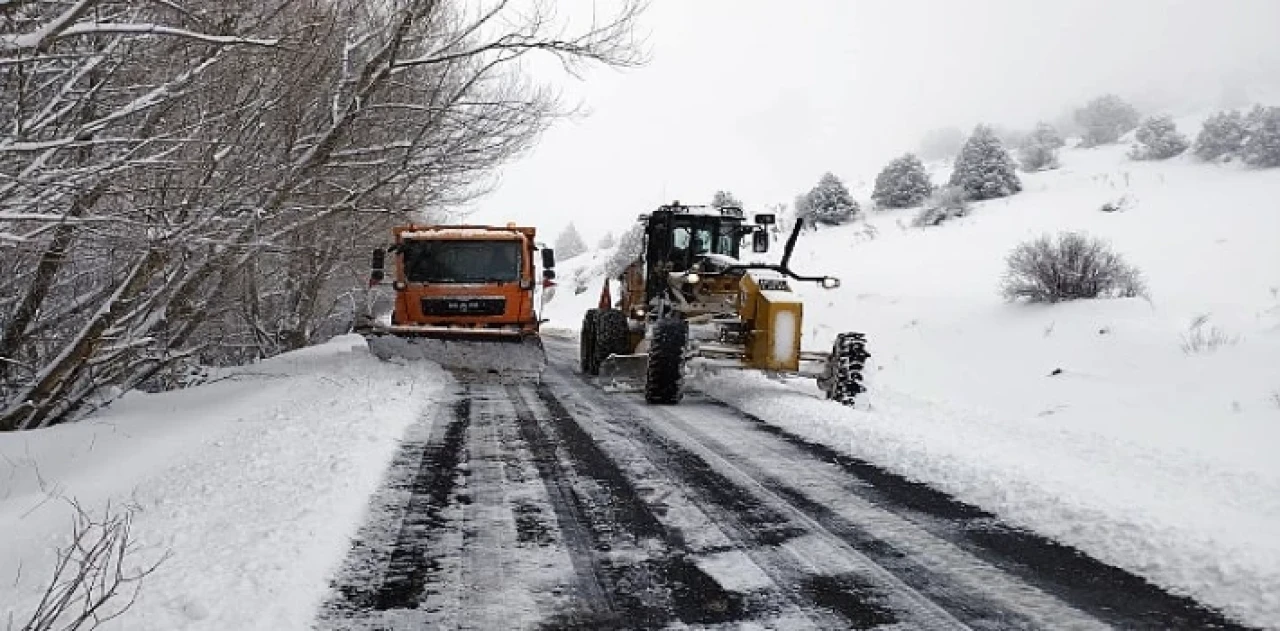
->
[2,23,278,54]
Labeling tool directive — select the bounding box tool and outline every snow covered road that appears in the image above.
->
[318,341,1247,629]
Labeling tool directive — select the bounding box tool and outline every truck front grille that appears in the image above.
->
[421,297,507,317]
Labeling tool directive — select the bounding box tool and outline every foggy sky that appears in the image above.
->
[467,0,1280,243]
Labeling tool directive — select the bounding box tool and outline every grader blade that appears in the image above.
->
[597,353,648,392]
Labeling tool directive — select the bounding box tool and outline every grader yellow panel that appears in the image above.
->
[741,274,804,372]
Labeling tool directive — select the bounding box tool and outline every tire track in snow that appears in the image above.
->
[516,382,756,628]
[643,403,1097,629]
[541,369,996,629]
[456,383,522,630]
[506,383,618,624]
[534,374,887,629]
[694,395,1256,630]
[317,384,470,628]
[541,340,1099,628]
[372,394,470,610]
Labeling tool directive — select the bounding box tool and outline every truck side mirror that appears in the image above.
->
[752,229,769,253]
[754,213,776,225]
[370,248,385,284]
[541,248,556,269]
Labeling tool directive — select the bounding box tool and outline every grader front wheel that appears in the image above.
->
[593,309,630,370]
[820,332,869,406]
[644,317,687,404]
[580,309,600,375]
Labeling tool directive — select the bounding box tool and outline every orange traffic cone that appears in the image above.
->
[598,280,613,310]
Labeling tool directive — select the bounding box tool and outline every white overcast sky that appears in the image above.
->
[466,0,1280,243]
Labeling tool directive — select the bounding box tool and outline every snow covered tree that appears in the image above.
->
[597,231,616,249]
[1017,122,1065,172]
[797,173,859,226]
[1242,105,1280,168]
[605,223,645,277]
[555,223,589,259]
[1074,95,1141,147]
[1129,115,1189,160]
[1193,110,1247,161]
[949,126,1022,201]
[0,0,644,431]
[710,190,742,209]
[872,154,933,209]
[918,127,966,161]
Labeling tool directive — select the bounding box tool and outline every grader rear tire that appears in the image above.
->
[580,309,600,375]
[593,309,630,370]
[821,332,869,406]
[645,317,687,404]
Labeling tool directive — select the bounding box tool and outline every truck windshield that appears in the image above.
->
[401,240,522,283]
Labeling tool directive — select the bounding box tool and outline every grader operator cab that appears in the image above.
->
[582,202,869,405]
[358,224,555,377]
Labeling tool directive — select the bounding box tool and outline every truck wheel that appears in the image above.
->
[593,309,630,369]
[820,332,869,406]
[581,309,599,375]
[645,317,687,404]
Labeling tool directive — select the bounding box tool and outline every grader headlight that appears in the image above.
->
[820,277,841,289]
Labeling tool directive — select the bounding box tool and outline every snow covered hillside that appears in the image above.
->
[543,142,1280,627]
[0,337,449,631]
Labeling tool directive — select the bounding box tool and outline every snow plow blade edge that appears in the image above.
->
[361,326,546,379]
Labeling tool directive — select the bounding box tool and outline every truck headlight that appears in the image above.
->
[820,277,840,289]
[684,273,700,284]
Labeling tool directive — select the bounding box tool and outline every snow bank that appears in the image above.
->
[539,245,621,337]
[0,335,449,630]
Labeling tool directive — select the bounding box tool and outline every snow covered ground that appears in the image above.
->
[0,336,448,630]
[2,126,1277,629]
[543,140,1280,628]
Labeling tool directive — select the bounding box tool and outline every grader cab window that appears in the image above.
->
[401,240,521,283]
[715,223,742,258]
[667,219,741,270]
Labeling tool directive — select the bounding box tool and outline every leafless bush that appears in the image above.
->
[15,501,167,631]
[1001,232,1146,303]
[1179,315,1239,355]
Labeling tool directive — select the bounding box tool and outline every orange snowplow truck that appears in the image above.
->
[358,223,555,372]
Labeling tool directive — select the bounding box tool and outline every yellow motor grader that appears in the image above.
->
[581,202,868,405]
